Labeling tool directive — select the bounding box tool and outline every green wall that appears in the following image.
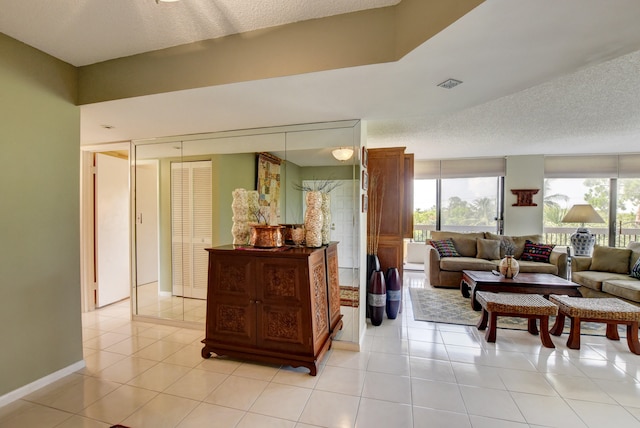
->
[0,33,82,396]
[215,153,256,245]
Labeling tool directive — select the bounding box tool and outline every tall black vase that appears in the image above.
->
[366,254,380,319]
[385,267,401,320]
[368,270,386,326]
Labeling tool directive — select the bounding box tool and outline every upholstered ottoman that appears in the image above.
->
[476,291,558,348]
[549,295,640,354]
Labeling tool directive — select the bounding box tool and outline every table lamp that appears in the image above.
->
[561,204,605,256]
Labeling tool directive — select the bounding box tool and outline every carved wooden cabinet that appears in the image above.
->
[201,245,336,375]
[325,242,343,336]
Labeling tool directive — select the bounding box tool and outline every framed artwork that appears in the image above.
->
[362,147,368,168]
[362,194,368,213]
[362,170,368,190]
[256,152,282,223]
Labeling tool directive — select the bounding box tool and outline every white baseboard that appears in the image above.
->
[0,360,86,408]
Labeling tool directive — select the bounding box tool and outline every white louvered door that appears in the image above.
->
[171,161,212,299]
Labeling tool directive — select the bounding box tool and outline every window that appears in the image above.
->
[413,177,501,241]
[441,177,499,232]
[413,179,437,241]
[413,158,505,242]
[616,178,640,247]
[543,178,609,247]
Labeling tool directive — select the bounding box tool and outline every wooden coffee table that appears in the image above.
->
[460,270,581,311]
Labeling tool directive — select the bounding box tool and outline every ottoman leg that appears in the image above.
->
[527,318,539,335]
[477,308,488,330]
[626,322,640,355]
[550,313,565,336]
[485,312,498,343]
[605,323,620,341]
[566,316,582,350]
[539,316,555,348]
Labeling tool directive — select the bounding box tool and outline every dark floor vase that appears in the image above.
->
[368,270,386,326]
[385,267,401,319]
[366,254,380,318]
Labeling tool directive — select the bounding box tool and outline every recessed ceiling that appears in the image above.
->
[2,0,640,162]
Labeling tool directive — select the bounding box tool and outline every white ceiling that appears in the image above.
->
[2,0,640,161]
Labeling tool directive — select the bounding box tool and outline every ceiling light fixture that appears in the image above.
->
[155,0,180,3]
[437,78,463,89]
[332,147,354,161]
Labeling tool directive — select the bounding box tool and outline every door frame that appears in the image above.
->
[80,142,131,313]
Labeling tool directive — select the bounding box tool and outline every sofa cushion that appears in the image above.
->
[517,260,558,275]
[630,257,640,280]
[602,280,640,303]
[452,237,478,257]
[590,245,632,274]
[572,270,631,291]
[476,238,501,260]
[429,239,461,257]
[440,257,497,272]
[431,231,486,241]
[520,240,555,263]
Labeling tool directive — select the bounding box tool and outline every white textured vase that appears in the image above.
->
[304,191,323,247]
[499,255,520,279]
[231,188,250,245]
[321,192,331,245]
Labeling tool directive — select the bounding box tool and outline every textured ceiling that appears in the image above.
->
[2,0,640,161]
[0,0,399,66]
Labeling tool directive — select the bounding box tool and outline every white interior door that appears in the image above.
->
[135,160,159,286]
[96,153,130,307]
[171,161,212,299]
[302,179,356,268]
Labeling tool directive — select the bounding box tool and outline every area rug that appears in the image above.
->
[339,286,359,307]
[409,286,624,337]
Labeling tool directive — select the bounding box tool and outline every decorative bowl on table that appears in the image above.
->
[249,225,285,248]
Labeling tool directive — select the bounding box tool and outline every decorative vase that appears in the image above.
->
[249,224,284,248]
[385,267,401,320]
[499,255,520,279]
[321,192,331,245]
[231,188,250,245]
[291,225,305,246]
[304,191,323,247]
[368,270,386,326]
[366,254,380,318]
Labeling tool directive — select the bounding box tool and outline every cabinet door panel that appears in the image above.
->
[257,305,307,352]
[207,254,256,345]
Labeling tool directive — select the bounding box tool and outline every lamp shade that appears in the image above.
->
[561,204,605,225]
[332,147,354,161]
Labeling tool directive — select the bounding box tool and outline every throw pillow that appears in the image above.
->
[520,240,555,263]
[630,257,640,279]
[476,238,501,260]
[452,237,477,257]
[429,239,461,258]
[591,245,632,274]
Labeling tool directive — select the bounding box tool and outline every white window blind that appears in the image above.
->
[545,154,640,178]
[414,158,505,179]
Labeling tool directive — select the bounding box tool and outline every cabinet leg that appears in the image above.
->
[201,346,212,359]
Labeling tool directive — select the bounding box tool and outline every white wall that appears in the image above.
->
[504,155,545,236]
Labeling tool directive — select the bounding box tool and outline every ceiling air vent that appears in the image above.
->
[437,78,463,89]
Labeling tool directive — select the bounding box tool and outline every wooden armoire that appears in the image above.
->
[367,147,414,277]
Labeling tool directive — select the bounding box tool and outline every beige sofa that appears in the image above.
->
[571,242,640,303]
[425,231,568,288]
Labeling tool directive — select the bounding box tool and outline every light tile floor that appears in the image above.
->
[2,271,640,427]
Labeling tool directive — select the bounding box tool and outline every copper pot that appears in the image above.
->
[250,225,285,248]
